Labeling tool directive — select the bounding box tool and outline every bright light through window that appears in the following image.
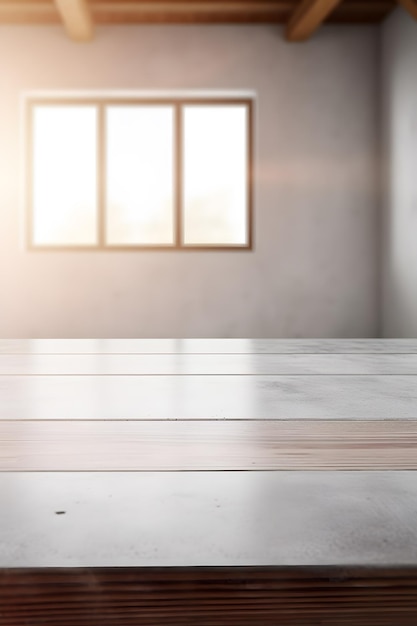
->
[32,105,97,246]
[183,106,248,245]
[106,106,175,245]
[28,98,252,249]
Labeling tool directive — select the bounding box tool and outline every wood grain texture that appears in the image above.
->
[2,338,417,354]
[1,419,417,470]
[6,352,417,375]
[1,566,417,626]
[0,339,416,623]
[0,374,417,419]
[2,471,417,567]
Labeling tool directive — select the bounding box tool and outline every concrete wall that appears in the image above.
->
[0,24,379,338]
[381,9,417,337]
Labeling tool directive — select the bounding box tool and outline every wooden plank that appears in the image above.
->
[54,0,94,40]
[331,0,395,23]
[286,0,344,40]
[1,419,417,470]
[0,2,58,24]
[397,0,417,20]
[0,1,296,24]
[2,338,417,355]
[2,471,417,567]
[0,0,395,24]
[0,374,416,419]
[1,566,417,626]
[0,0,393,25]
[90,1,293,23]
[5,353,417,375]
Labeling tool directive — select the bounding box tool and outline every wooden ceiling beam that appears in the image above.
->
[0,2,294,24]
[397,0,417,20]
[72,2,294,24]
[0,0,396,26]
[286,0,344,41]
[54,0,94,41]
[0,3,57,23]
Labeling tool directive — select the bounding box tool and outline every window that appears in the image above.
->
[26,98,253,250]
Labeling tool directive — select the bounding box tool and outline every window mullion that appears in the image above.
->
[175,103,183,249]
[97,103,106,248]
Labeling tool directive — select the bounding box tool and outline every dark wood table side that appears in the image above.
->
[1,566,417,626]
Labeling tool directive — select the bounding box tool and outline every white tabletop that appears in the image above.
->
[1,339,417,568]
[2,471,417,568]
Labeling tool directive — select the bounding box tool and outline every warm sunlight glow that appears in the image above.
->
[106,106,175,245]
[32,106,97,246]
[183,105,248,246]
[30,100,251,248]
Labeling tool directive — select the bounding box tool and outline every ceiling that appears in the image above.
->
[0,0,408,42]
[0,0,397,25]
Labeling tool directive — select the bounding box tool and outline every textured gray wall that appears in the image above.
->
[0,24,379,338]
[381,9,417,337]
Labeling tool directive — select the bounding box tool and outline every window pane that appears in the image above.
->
[183,105,248,246]
[32,106,97,246]
[106,106,175,245]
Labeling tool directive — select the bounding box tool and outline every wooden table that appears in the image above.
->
[1,339,417,625]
